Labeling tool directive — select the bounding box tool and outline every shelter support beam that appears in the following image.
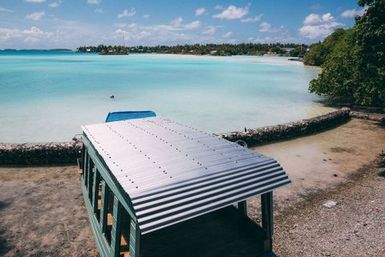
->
[92,169,101,214]
[100,181,108,233]
[88,161,94,199]
[261,191,273,253]
[129,220,141,257]
[84,153,90,188]
[111,196,122,257]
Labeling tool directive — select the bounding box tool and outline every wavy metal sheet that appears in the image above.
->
[82,117,290,234]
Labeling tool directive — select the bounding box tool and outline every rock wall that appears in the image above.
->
[0,108,352,165]
[0,141,82,166]
[220,108,351,147]
[350,111,385,123]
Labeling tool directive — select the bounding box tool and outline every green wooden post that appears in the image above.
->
[261,191,273,253]
[92,169,101,214]
[238,200,247,216]
[100,181,109,234]
[111,196,122,257]
[84,153,90,187]
[80,146,85,173]
[129,220,141,257]
[88,162,95,200]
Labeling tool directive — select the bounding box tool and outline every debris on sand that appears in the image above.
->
[322,200,337,208]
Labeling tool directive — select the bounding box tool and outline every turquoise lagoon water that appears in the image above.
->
[0,51,333,143]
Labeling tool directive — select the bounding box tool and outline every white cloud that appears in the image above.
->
[214,5,223,10]
[26,11,45,21]
[24,0,46,3]
[241,14,263,23]
[113,23,192,45]
[112,19,222,45]
[303,13,320,25]
[87,0,100,4]
[170,16,183,27]
[195,8,206,16]
[169,17,200,30]
[257,22,284,33]
[223,31,233,38]
[299,13,342,39]
[0,7,14,13]
[143,14,150,19]
[23,26,53,42]
[117,8,136,18]
[202,26,216,35]
[321,13,334,22]
[0,26,53,43]
[0,19,117,49]
[0,28,21,41]
[341,7,367,18]
[213,5,249,20]
[258,22,272,32]
[184,20,201,30]
[49,1,62,8]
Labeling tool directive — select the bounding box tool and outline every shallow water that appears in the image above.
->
[0,51,333,143]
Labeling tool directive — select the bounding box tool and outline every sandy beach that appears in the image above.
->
[0,118,384,256]
[0,167,98,257]
[252,118,385,210]
[274,153,385,257]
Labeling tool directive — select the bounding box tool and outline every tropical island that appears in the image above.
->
[77,43,308,57]
[1,0,385,257]
[78,45,128,55]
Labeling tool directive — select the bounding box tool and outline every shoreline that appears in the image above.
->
[273,152,385,256]
[252,118,385,210]
[0,108,385,166]
[1,108,383,166]
[0,108,350,166]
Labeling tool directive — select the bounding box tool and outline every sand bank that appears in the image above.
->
[273,153,385,257]
[251,118,385,210]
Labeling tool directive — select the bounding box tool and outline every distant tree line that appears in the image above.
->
[78,43,308,57]
[77,45,128,55]
[305,0,385,108]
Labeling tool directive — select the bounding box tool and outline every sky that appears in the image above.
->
[0,0,367,49]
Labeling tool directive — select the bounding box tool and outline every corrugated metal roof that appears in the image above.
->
[82,117,290,234]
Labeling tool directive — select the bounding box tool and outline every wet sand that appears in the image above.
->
[251,118,385,211]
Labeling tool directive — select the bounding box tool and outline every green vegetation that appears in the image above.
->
[77,45,128,55]
[78,43,308,57]
[303,28,347,66]
[308,0,385,107]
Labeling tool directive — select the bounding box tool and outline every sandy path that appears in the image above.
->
[0,166,97,257]
[273,155,385,257]
[250,119,385,211]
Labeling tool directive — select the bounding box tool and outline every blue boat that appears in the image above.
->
[105,111,156,123]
